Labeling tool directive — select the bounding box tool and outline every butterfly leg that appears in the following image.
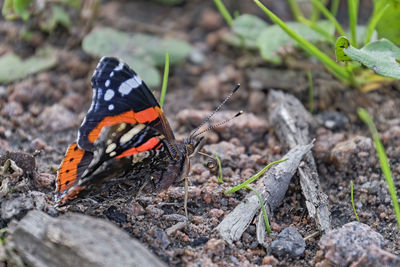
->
[183,154,191,223]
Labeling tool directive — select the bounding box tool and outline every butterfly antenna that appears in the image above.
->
[192,110,243,139]
[190,84,240,138]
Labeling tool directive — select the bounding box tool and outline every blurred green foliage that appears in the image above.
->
[2,0,81,32]
[82,27,193,88]
[374,0,400,45]
[216,0,399,89]
[2,0,32,21]
[0,48,57,84]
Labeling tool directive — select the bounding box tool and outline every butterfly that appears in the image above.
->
[54,57,240,211]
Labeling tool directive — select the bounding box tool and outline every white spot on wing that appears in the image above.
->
[116,123,127,132]
[118,76,142,96]
[106,143,117,154]
[114,62,124,71]
[104,89,114,101]
[110,71,114,77]
[120,124,145,144]
[110,151,116,157]
[108,104,114,110]
[105,80,110,87]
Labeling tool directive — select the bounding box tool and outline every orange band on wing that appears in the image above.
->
[115,137,160,159]
[56,143,86,194]
[88,107,161,143]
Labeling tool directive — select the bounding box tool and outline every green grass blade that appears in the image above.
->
[214,152,224,184]
[307,70,314,113]
[225,158,288,195]
[245,185,271,235]
[330,0,340,17]
[213,0,233,26]
[298,16,336,44]
[287,0,303,21]
[253,0,352,84]
[309,0,346,36]
[159,51,169,108]
[365,3,389,44]
[350,180,360,222]
[357,108,400,230]
[348,0,358,47]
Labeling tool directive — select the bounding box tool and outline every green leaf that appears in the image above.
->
[230,14,268,48]
[82,27,192,87]
[335,36,352,61]
[130,34,192,66]
[257,21,335,64]
[343,38,400,79]
[0,47,57,84]
[375,1,400,45]
[13,0,32,21]
[2,0,32,20]
[40,6,71,32]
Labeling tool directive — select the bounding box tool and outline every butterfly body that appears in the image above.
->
[55,57,198,206]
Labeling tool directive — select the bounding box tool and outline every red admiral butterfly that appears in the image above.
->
[55,57,240,210]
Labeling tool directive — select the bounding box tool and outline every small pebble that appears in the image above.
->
[271,227,306,258]
[34,173,55,188]
[209,208,224,218]
[145,205,164,217]
[205,238,225,256]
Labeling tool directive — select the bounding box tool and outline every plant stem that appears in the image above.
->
[214,152,224,184]
[159,51,169,108]
[348,0,358,47]
[225,158,288,194]
[245,185,271,234]
[350,180,360,222]
[298,16,336,44]
[287,0,303,21]
[330,0,340,17]
[365,3,389,44]
[357,108,400,230]
[213,0,233,26]
[309,0,346,36]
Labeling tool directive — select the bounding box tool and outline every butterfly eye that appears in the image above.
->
[186,144,195,155]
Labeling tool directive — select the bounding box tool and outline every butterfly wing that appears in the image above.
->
[55,57,180,206]
[55,143,93,206]
[77,57,177,157]
[55,122,181,205]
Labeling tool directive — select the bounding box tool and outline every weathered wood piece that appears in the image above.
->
[267,90,331,233]
[5,210,166,267]
[216,143,313,244]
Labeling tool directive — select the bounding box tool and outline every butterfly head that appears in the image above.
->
[183,136,205,158]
